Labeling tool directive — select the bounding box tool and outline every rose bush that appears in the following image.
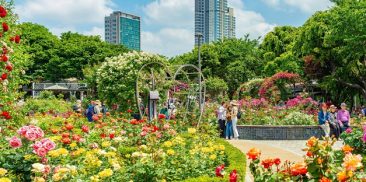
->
[247,137,366,181]
[0,109,245,181]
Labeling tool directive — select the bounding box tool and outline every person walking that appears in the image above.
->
[225,105,234,140]
[217,102,226,138]
[318,103,330,137]
[231,101,240,140]
[329,105,341,139]
[85,101,95,122]
[337,103,351,132]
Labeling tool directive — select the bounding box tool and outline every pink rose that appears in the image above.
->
[9,136,22,148]
[34,147,47,157]
[163,124,170,130]
[41,138,56,151]
[17,126,29,136]
[140,131,147,137]
[33,141,43,151]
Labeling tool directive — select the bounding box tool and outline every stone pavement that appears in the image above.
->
[229,140,343,182]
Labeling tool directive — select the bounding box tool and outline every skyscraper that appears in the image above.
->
[105,11,141,51]
[195,0,236,45]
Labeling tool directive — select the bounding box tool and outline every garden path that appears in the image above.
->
[229,140,343,182]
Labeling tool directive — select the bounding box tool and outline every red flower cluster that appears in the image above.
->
[258,72,300,98]
[1,111,11,119]
[0,6,7,18]
[130,119,145,125]
[261,158,281,169]
[215,164,225,177]
[229,169,238,182]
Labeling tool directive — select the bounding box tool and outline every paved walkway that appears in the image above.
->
[229,140,343,182]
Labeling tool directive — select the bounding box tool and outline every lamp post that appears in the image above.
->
[195,33,203,113]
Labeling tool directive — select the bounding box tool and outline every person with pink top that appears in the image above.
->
[337,103,351,133]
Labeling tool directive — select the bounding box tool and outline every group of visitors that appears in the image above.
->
[318,102,351,139]
[72,100,108,122]
[217,100,241,140]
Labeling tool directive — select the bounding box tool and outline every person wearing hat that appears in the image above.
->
[337,103,351,132]
[231,100,240,140]
[329,105,341,139]
[318,103,331,137]
[94,100,102,115]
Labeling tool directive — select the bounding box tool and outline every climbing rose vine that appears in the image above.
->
[258,72,300,98]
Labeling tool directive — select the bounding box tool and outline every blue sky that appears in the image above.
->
[14,0,333,57]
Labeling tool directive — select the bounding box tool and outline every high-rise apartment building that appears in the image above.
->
[105,11,141,51]
[195,0,236,44]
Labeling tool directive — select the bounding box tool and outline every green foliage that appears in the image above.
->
[235,78,264,99]
[172,36,262,97]
[205,77,228,99]
[181,139,246,182]
[96,51,169,110]
[21,98,72,114]
[281,111,315,125]
[340,126,366,154]
[18,23,129,82]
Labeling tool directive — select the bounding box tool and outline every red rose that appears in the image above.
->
[92,115,99,121]
[1,54,6,62]
[14,35,20,44]
[72,134,81,141]
[9,37,14,42]
[215,164,225,177]
[152,125,159,132]
[109,133,115,139]
[100,133,106,138]
[5,64,12,71]
[2,22,8,32]
[158,114,166,120]
[0,6,7,18]
[274,158,281,166]
[81,125,89,133]
[2,47,7,54]
[229,170,237,182]
[1,73,6,80]
[61,137,71,145]
[65,123,74,131]
[61,133,70,138]
[127,109,132,113]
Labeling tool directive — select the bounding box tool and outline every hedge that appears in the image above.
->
[180,138,246,182]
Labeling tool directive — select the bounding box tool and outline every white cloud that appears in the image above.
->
[83,26,104,40]
[15,0,112,38]
[143,0,194,28]
[229,1,275,39]
[261,0,333,13]
[143,0,275,56]
[15,0,113,24]
[142,28,194,57]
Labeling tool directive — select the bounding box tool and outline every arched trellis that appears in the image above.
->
[258,72,301,100]
[171,64,206,127]
[135,62,172,120]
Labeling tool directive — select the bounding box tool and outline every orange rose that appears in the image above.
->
[290,162,307,176]
[319,177,331,182]
[261,158,274,169]
[306,151,313,157]
[317,158,323,164]
[342,154,363,171]
[247,148,261,160]
[341,145,353,154]
[337,171,347,182]
[306,136,318,147]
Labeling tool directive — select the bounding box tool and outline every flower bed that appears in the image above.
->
[0,112,245,181]
[238,96,318,125]
[247,137,366,181]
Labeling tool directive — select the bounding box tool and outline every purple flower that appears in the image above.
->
[363,132,366,142]
[345,128,353,134]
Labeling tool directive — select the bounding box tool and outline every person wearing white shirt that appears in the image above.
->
[217,102,226,138]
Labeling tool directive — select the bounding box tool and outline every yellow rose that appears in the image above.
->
[69,142,77,148]
[52,173,62,182]
[188,128,196,134]
[102,141,111,148]
[209,154,217,160]
[23,154,33,160]
[167,149,175,156]
[90,175,100,182]
[0,177,11,182]
[98,168,113,178]
[58,168,70,174]
[33,177,45,182]
[163,141,173,148]
[0,168,7,176]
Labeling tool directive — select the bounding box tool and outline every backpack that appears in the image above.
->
[237,110,242,119]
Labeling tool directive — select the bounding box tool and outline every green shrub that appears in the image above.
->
[282,111,314,125]
[181,139,246,182]
[21,98,72,114]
